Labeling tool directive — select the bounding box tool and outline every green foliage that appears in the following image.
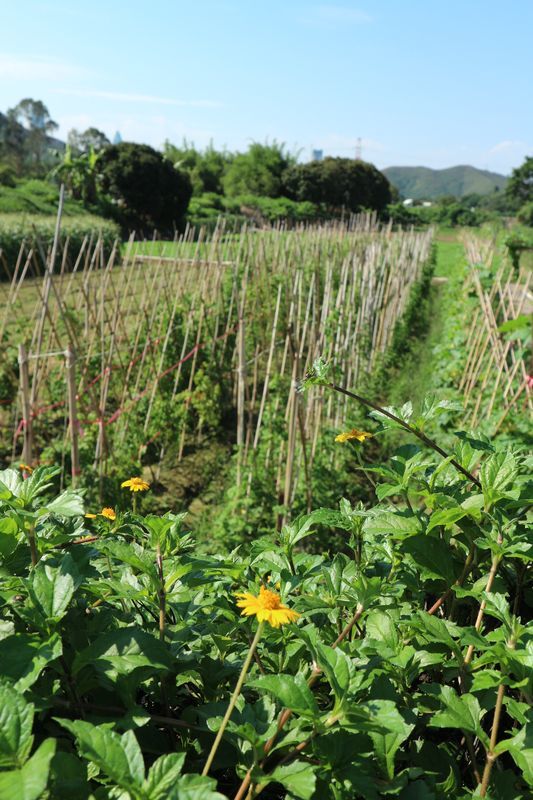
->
[387,201,495,228]
[506,156,533,208]
[0,403,530,798]
[0,211,119,278]
[283,158,393,213]
[383,165,508,201]
[517,201,533,227]
[97,142,193,234]
[163,140,232,196]
[223,141,296,198]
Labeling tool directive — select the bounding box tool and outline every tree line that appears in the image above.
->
[1,97,531,234]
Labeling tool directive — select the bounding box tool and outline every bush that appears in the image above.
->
[283,157,393,213]
[0,213,120,278]
[97,142,192,235]
[517,201,533,227]
[0,178,86,215]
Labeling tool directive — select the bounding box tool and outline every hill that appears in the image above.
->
[383,165,508,200]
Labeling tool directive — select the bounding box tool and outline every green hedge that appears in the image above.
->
[0,213,120,279]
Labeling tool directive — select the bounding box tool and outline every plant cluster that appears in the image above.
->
[0,382,530,799]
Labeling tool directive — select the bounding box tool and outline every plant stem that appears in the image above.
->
[428,543,475,616]
[202,622,264,777]
[27,522,38,567]
[464,548,502,666]
[233,603,365,800]
[328,382,481,487]
[155,542,165,640]
[479,636,517,797]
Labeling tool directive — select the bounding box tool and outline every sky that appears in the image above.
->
[1,0,532,175]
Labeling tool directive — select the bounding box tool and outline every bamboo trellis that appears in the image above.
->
[1,215,434,508]
[459,234,532,431]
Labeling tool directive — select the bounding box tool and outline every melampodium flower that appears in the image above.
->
[100,507,116,520]
[19,463,33,474]
[335,429,373,443]
[235,586,300,628]
[121,477,150,492]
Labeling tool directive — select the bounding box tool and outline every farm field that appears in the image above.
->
[0,218,531,800]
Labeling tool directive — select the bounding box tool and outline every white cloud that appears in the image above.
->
[489,140,529,155]
[53,88,223,109]
[0,54,89,81]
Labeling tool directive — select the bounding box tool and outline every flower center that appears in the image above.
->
[259,587,282,610]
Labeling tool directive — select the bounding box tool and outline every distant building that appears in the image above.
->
[312,149,323,162]
[113,131,122,145]
[422,201,432,207]
[403,198,414,207]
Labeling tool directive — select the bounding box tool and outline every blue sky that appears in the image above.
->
[2,0,532,174]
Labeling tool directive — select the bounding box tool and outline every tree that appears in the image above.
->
[49,145,101,205]
[223,142,296,198]
[96,142,192,233]
[506,156,533,208]
[67,127,110,154]
[283,157,392,213]
[6,98,58,172]
[163,139,232,196]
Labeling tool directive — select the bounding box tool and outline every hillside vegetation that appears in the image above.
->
[383,165,508,200]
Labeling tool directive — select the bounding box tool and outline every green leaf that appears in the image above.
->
[426,506,469,532]
[365,610,399,653]
[72,626,173,687]
[101,540,157,580]
[401,535,456,583]
[167,773,227,800]
[494,723,533,787]
[27,557,76,623]
[0,518,19,558]
[0,738,56,800]
[249,673,319,719]
[41,490,84,517]
[56,719,144,789]
[363,510,423,540]
[366,701,415,781]
[267,761,317,800]
[0,633,62,692]
[480,452,519,508]
[429,687,489,747]
[144,753,186,799]
[0,683,34,768]
[48,751,89,800]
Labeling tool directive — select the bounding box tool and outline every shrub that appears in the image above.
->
[0,212,120,278]
[97,142,192,235]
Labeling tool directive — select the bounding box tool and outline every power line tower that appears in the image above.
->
[355,137,362,161]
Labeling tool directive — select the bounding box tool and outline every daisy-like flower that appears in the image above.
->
[235,586,300,628]
[335,429,373,443]
[100,507,116,520]
[19,463,33,474]
[121,477,150,492]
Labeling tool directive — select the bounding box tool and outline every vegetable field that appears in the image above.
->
[0,217,531,800]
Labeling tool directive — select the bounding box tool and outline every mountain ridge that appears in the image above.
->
[383,164,508,200]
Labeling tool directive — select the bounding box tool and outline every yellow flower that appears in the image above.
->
[19,463,33,474]
[335,429,373,443]
[100,507,116,520]
[121,477,150,492]
[235,586,300,628]
[84,513,97,519]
